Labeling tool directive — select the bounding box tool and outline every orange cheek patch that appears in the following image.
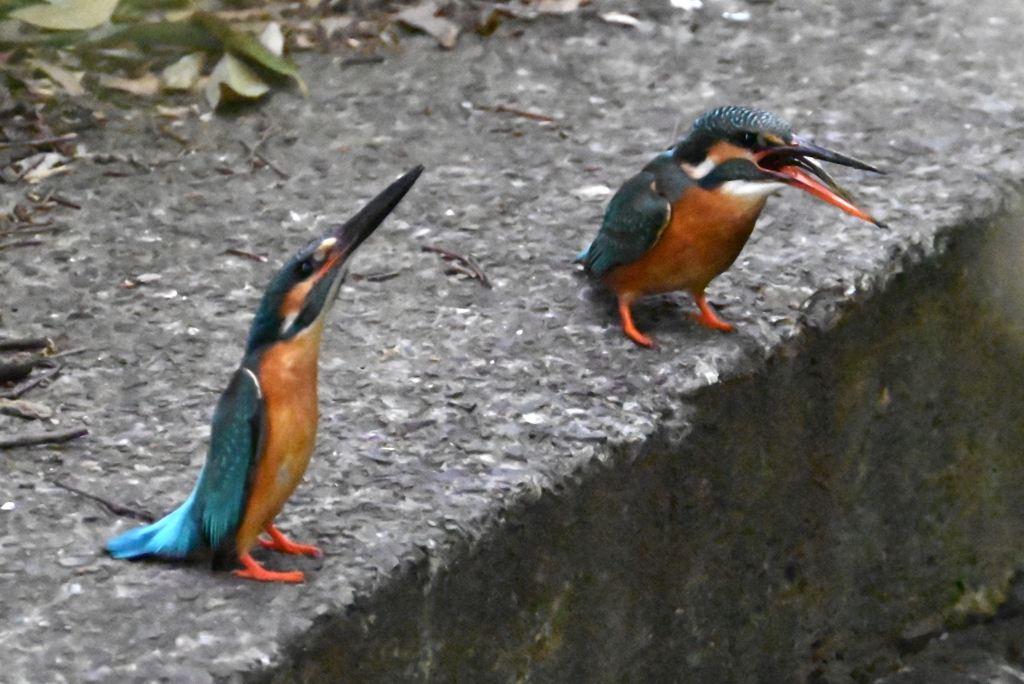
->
[706,141,755,165]
[280,279,314,321]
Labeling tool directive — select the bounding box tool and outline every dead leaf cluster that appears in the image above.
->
[2,2,307,110]
[0,186,78,255]
[0,0,599,112]
[0,96,103,186]
[0,337,61,422]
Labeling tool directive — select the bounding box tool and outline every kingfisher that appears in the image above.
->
[106,166,423,583]
[575,106,884,348]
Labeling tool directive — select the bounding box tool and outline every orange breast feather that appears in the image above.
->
[604,187,768,301]
[235,319,325,553]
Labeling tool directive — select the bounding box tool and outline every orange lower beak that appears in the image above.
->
[776,164,883,226]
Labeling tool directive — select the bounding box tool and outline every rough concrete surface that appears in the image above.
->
[3,0,1024,681]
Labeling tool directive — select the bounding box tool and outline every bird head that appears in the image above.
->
[246,165,423,352]
[673,106,884,225]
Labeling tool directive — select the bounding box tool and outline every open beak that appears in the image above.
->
[315,165,425,280]
[755,137,885,227]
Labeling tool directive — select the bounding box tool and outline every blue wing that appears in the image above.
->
[576,170,671,276]
[106,365,265,560]
[193,365,265,556]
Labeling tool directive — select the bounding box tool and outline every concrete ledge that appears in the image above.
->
[251,206,1024,684]
[3,0,1024,682]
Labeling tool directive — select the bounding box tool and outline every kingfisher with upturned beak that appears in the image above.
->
[106,166,423,582]
[576,106,884,348]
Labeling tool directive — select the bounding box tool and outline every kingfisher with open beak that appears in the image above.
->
[107,166,423,582]
[575,106,884,348]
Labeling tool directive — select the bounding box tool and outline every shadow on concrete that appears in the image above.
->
[253,204,1024,683]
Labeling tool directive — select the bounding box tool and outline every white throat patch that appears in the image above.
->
[683,157,716,179]
[719,180,786,198]
[279,311,299,336]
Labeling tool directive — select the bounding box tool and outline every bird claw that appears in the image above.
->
[691,294,735,332]
[618,301,657,348]
[627,331,657,348]
[260,525,323,558]
[688,311,735,332]
[235,553,305,583]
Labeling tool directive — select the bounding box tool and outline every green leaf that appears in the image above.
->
[161,51,203,91]
[12,0,121,30]
[192,11,306,96]
[27,58,86,96]
[86,19,221,52]
[204,52,270,109]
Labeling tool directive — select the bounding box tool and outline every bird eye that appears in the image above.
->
[740,132,758,147]
[299,260,314,277]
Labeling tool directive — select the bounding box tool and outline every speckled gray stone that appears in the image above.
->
[2,0,1024,682]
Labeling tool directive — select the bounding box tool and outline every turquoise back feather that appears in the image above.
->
[105,360,265,560]
[577,152,693,276]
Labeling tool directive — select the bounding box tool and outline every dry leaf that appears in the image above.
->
[20,77,57,99]
[155,105,195,119]
[162,53,204,91]
[204,53,270,109]
[12,0,121,30]
[396,2,459,49]
[193,12,306,96]
[214,8,271,21]
[572,185,611,200]
[293,32,315,50]
[600,11,640,26]
[27,60,85,97]
[19,152,73,183]
[260,22,284,57]
[100,73,160,95]
[0,399,53,420]
[319,16,352,38]
[534,0,582,14]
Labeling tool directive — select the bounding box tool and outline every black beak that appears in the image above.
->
[330,165,425,263]
[306,165,423,310]
[755,137,885,227]
[765,135,884,174]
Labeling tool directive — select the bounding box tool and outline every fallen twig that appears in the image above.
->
[341,55,386,67]
[52,480,156,522]
[0,427,87,449]
[224,248,268,263]
[0,240,44,251]
[26,190,80,210]
[477,104,555,123]
[159,125,191,148]
[51,194,81,210]
[240,132,290,180]
[0,224,67,238]
[0,337,53,353]
[47,346,89,360]
[422,246,492,289]
[0,133,78,151]
[3,363,63,400]
[354,271,401,283]
[253,151,290,179]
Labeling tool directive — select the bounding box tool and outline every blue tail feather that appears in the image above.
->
[106,489,203,559]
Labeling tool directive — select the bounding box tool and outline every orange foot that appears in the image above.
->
[234,552,305,583]
[690,293,734,333]
[618,301,656,348]
[259,525,323,558]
